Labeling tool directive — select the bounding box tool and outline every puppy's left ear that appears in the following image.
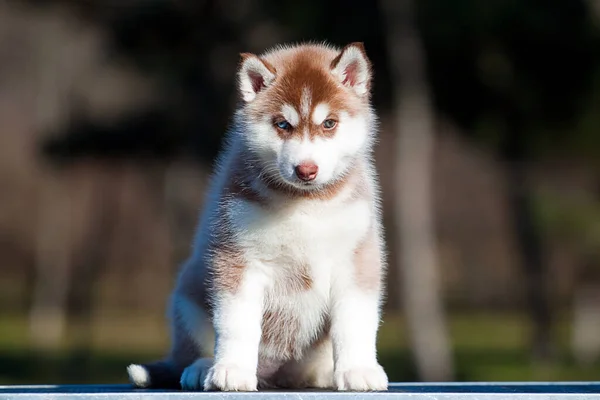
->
[330,42,372,97]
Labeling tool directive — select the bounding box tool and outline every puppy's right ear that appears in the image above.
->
[238,53,277,102]
[330,42,372,97]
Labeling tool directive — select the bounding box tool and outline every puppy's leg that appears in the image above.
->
[273,334,334,389]
[330,235,388,391]
[172,294,216,390]
[180,357,214,390]
[330,291,387,391]
[201,267,266,392]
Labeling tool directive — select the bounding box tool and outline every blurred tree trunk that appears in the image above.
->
[380,0,454,381]
[63,166,116,380]
[502,115,554,362]
[571,0,600,368]
[29,171,72,348]
[571,259,600,366]
[571,181,600,366]
[27,11,78,349]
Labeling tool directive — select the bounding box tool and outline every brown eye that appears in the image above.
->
[323,119,337,130]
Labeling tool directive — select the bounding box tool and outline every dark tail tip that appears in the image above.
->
[127,361,183,389]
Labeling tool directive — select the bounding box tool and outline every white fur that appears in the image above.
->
[280,113,369,187]
[245,111,371,189]
[225,196,362,357]
[312,103,330,125]
[184,108,383,390]
[184,267,267,391]
[281,104,299,127]
[192,147,385,391]
[330,288,387,390]
[212,268,267,371]
[127,364,151,388]
[212,181,379,391]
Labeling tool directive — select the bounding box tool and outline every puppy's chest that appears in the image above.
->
[228,198,372,362]
[231,198,372,266]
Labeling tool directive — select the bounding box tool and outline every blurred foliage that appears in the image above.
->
[36,0,600,168]
[535,190,600,250]
[1,312,599,384]
[419,0,600,159]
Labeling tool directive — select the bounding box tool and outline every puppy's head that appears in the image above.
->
[236,42,375,192]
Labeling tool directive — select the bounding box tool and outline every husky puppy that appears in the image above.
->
[127,41,388,392]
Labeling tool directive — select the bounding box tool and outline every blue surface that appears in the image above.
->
[1,382,600,399]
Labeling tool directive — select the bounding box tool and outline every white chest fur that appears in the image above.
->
[227,196,372,274]
[224,196,373,362]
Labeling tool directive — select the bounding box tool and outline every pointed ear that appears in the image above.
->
[238,53,277,102]
[330,42,372,97]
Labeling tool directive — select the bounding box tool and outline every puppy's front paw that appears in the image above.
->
[204,363,258,392]
[180,358,213,391]
[334,363,388,391]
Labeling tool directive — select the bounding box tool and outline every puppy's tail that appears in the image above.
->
[127,360,183,389]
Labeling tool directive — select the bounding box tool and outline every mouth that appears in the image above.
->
[263,170,321,192]
[283,177,319,190]
[257,164,325,193]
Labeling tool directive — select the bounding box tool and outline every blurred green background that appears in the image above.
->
[1,0,600,386]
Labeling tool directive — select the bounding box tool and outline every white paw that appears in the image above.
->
[334,364,388,391]
[203,363,258,391]
[180,358,213,391]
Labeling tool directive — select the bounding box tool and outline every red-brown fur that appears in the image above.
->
[246,45,369,138]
